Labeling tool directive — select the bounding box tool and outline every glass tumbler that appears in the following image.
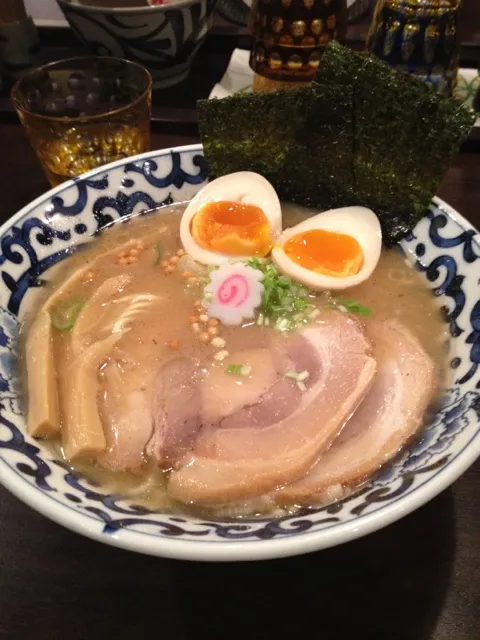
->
[11,57,152,187]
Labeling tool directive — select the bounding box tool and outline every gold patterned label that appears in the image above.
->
[249,0,347,82]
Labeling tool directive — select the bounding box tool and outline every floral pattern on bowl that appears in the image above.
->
[0,144,478,561]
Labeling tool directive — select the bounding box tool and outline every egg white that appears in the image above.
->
[180,172,283,266]
[271,206,382,290]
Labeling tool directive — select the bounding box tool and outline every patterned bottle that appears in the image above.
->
[366,0,462,97]
[249,0,348,92]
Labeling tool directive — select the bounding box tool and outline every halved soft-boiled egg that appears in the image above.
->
[272,206,382,290]
[180,172,282,265]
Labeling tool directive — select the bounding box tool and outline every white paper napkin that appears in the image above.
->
[209,48,253,99]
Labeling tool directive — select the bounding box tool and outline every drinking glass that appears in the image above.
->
[11,56,152,187]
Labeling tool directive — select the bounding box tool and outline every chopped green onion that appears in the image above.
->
[227,364,244,375]
[153,241,164,265]
[226,258,321,331]
[226,364,252,376]
[326,298,372,317]
[50,296,87,332]
[284,370,309,391]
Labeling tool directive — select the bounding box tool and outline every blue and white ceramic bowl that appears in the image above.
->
[0,145,479,561]
[56,0,217,89]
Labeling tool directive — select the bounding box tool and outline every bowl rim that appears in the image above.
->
[0,143,479,562]
[56,0,208,14]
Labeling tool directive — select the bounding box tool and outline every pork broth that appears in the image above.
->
[21,203,448,518]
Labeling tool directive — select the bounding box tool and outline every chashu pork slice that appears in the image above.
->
[277,319,438,505]
[146,357,203,468]
[168,312,377,505]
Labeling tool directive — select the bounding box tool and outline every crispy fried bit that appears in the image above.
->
[199,332,211,343]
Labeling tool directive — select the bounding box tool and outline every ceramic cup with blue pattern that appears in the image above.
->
[0,145,479,561]
[56,0,218,89]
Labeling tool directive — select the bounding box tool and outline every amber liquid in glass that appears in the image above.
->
[12,57,152,186]
[34,123,149,187]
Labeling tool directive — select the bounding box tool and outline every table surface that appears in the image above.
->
[1,22,480,640]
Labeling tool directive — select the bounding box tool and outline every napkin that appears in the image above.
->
[209,49,253,99]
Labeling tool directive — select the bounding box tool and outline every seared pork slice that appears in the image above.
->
[99,361,154,472]
[196,332,322,447]
[168,312,376,505]
[277,319,437,504]
[201,349,278,424]
[219,377,302,430]
[146,357,202,468]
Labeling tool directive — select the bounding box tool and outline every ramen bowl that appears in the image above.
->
[0,145,479,561]
[56,0,217,89]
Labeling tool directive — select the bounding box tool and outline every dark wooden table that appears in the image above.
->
[1,13,480,639]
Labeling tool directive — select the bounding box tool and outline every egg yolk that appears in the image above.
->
[283,229,364,277]
[191,201,272,257]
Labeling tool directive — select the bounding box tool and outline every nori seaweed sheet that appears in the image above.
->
[197,84,356,210]
[314,42,476,243]
[197,42,475,244]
